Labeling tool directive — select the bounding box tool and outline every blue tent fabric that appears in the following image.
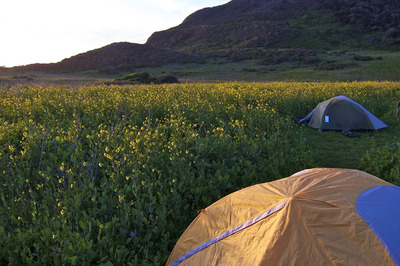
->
[357,186,400,265]
[298,95,388,130]
[298,107,316,124]
[334,95,388,129]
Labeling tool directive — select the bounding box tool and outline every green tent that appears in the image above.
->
[298,95,388,131]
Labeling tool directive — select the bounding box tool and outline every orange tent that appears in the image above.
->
[167,168,400,265]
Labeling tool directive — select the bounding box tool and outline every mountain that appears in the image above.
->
[11,42,202,74]
[147,0,312,51]
[9,0,400,74]
[147,0,400,53]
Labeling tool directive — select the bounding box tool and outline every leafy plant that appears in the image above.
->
[359,142,400,185]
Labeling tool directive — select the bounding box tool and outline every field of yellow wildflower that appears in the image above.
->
[0,82,399,264]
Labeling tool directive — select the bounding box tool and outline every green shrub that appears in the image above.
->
[353,54,374,61]
[359,142,400,185]
[315,61,358,70]
[118,72,153,83]
[117,73,179,84]
[156,75,179,84]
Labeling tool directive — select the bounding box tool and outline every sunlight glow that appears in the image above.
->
[1,0,229,67]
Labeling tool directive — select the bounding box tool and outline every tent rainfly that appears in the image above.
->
[298,95,388,131]
[167,168,400,266]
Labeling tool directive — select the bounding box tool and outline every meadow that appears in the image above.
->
[0,81,399,264]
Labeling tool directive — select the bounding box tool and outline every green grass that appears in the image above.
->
[301,126,399,169]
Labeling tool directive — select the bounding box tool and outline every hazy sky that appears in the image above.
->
[1,0,230,67]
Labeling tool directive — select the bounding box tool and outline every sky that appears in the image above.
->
[1,0,230,67]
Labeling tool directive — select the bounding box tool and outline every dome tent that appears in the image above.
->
[167,168,400,265]
[298,95,388,131]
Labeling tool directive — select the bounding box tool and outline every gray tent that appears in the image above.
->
[298,95,388,131]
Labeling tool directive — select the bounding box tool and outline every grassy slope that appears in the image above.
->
[129,50,400,82]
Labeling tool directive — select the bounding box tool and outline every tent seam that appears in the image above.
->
[294,198,337,264]
[170,200,287,266]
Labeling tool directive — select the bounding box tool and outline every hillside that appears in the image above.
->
[147,0,400,53]
[11,42,202,74]
[5,0,400,75]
